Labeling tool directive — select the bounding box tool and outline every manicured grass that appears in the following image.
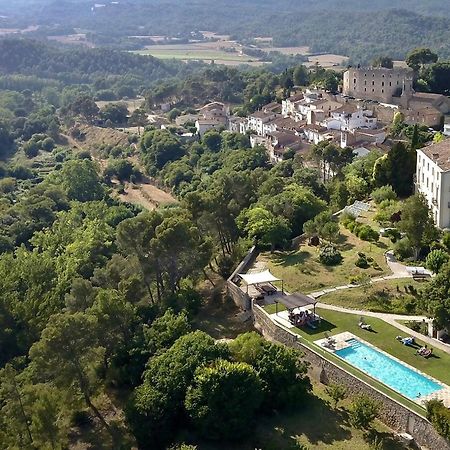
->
[265,305,450,387]
[319,278,425,314]
[263,225,390,294]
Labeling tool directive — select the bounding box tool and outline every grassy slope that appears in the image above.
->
[264,225,390,294]
[318,278,425,314]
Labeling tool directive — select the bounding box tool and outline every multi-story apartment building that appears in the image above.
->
[416,139,450,228]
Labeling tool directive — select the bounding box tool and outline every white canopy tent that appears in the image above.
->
[239,270,280,285]
[239,270,283,294]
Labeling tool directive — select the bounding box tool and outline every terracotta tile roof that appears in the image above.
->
[333,104,359,114]
[288,93,304,102]
[249,110,272,119]
[420,139,450,172]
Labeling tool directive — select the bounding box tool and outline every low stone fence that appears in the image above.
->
[253,304,450,450]
[226,246,258,310]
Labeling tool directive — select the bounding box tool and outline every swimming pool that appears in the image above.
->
[335,338,443,400]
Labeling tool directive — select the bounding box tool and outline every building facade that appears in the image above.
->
[343,67,413,104]
[416,139,450,228]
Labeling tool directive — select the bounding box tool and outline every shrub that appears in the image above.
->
[355,254,369,268]
[442,231,450,252]
[41,137,55,151]
[394,237,413,261]
[371,185,397,204]
[425,249,450,274]
[0,177,16,194]
[23,140,39,158]
[349,395,380,429]
[346,221,354,232]
[319,244,342,266]
[325,383,347,408]
[340,212,356,228]
[356,224,379,243]
[8,165,34,180]
[217,254,235,279]
[426,399,450,440]
[383,228,401,243]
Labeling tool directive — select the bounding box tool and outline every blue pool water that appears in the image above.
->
[335,338,443,399]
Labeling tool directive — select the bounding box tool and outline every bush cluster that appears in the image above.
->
[427,399,450,440]
[342,216,379,244]
[319,244,342,266]
[371,185,397,204]
[22,133,55,157]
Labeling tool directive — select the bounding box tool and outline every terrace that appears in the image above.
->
[263,303,450,400]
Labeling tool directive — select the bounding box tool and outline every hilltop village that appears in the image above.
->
[187,66,450,163]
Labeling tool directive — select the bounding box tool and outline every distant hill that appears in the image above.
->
[0,38,188,84]
[1,0,450,62]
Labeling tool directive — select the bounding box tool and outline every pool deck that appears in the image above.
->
[315,332,450,408]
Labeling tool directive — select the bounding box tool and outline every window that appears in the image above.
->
[364,88,367,92]
[364,80,367,85]
[372,81,375,86]
[381,89,384,93]
[432,167,434,176]
[372,89,375,92]
[389,82,392,86]
[428,162,430,171]
[353,78,357,84]
[426,177,429,188]
[382,82,384,87]
[431,182,434,191]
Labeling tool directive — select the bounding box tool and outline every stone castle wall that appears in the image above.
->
[226,246,258,310]
[343,67,413,104]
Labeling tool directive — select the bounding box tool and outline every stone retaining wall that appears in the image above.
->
[253,304,450,450]
[226,246,258,310]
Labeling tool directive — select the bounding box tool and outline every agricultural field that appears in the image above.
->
[95,97,145,114]
[133,40,259,64]
[306,53,350,69]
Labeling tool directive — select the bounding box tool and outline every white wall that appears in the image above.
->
[416,150,450,228]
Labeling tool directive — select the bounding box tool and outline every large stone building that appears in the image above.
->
[416,139,450,228]
[343,67,414,104]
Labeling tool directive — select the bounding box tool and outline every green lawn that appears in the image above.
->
[319,278,426,314]
[263,225,391,294]
[265,305,450,385]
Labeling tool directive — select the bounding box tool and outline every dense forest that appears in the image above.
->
[1,0,450,61]
[1,29,450,448]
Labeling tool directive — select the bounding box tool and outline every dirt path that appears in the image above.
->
[118,180,177,210]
